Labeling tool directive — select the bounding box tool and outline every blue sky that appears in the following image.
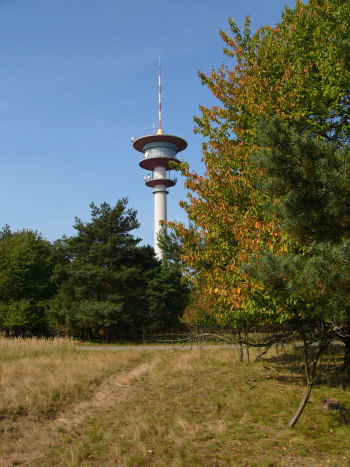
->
[0,0,296,247]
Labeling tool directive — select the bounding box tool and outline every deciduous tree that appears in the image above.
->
[171,0,350,425]
[0,229,55,335]
[172,0,350,331]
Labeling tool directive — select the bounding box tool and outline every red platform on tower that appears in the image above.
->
[132,134,187,153]
[144,178,176,188]
[138,157,178,171]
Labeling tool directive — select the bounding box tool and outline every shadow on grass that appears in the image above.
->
[263,344,344,364]
[337,406,350,424]
[256,346,350,421]
[265,365,350,388]
[262,364,350,391]
[322,405,350,425]
[260,344,348,384]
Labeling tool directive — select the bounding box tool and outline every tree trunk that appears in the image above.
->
[245,332,250,363]
[288,384,313,428]
[288,327,325,428]
[238,328,244,363]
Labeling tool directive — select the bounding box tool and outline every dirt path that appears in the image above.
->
[1,355,162,466]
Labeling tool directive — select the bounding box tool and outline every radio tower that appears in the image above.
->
[132,62,187,259]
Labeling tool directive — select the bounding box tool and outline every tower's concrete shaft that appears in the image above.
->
[153,184,167,253]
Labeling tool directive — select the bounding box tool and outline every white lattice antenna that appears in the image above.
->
[157,57,163,135]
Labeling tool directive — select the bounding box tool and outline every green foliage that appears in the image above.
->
[55,199,158,339]
[249,117,350,328]
[0,200,189,339]
[146,263,189,331]
[54,199,188,340]
[172,0,350,332]
[0,224,12,241]
[1,300,32,330]
[0,229,55,335]
[157,228,183,266]
[252,118,350,243]
[0,230,54,302]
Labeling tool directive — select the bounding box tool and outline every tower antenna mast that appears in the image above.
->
[157,57,162,135]
[132,62,187,259]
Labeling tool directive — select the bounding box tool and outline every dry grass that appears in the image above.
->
[1,339,350,466]
[0,336,76,363]
[0,337,147,420]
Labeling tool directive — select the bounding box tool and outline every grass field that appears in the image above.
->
[0,338,349,466]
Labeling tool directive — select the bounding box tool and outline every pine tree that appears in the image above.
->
[55,199,160,340]
[146,263,189,332]
[249,117,350,357]
[245,117,350,425]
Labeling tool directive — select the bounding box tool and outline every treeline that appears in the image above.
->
[0,199,189,340]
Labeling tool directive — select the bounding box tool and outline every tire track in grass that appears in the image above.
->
[1,354,162,466]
